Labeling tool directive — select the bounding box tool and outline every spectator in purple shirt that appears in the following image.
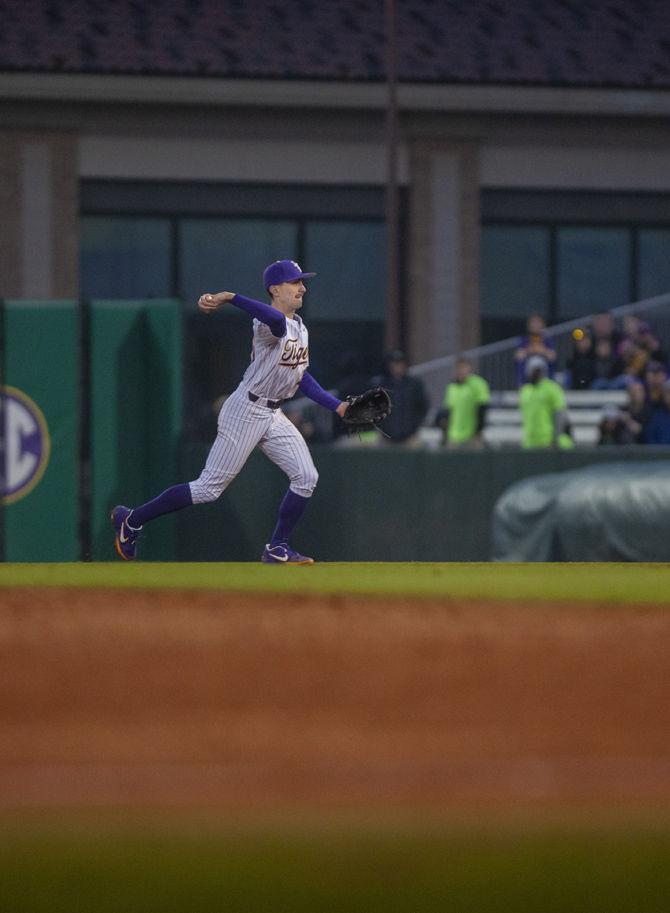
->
[514,314,556,387]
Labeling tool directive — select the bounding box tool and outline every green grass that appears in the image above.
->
[0,561,669,603]
[1,820,670,913]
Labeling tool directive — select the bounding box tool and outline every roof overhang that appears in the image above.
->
[1,72,670,118]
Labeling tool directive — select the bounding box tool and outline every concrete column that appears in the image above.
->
[0,132,78,299]
[50,134,79,299]
[407,140,481,363]
[0,135,22,298]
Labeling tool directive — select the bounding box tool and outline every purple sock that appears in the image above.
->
[270,489,310,546]
[128,483,193,527]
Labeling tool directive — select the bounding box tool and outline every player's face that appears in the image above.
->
[273,279,306,313]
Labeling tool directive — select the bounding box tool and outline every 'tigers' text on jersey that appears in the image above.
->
[280,337,309,369]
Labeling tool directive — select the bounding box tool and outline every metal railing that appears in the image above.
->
[410,291,670,415]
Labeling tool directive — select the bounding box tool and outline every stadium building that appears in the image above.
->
[2,0,670,374]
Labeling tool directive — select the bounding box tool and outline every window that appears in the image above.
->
[303,221,386,320]
[178,218,298,305]
[79,182,393,420]
[556,227,630,318]
[80,217,172,299]
[638,229,670,299]
[481,190,670,336]
[481,226,550,319]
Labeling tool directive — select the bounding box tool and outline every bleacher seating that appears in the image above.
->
[419,389,629,448]
[483,389,628,447]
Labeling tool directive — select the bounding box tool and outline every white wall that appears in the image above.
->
[481,145,670,190]
[79,136,408,184]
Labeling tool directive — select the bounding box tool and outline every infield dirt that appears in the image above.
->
[1,587,669,816]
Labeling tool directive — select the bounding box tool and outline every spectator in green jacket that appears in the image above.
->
[438,358,490,448]
[520,356,572,449]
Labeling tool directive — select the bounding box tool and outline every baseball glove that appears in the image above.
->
[342,387,392,428]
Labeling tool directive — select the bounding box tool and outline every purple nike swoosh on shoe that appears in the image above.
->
[111,505,141,561]
[261,543,314,565]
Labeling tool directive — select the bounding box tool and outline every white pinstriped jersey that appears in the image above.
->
[238,313,309,401]
[188,309,318,507]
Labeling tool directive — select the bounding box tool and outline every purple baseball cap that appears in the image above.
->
[263,259,316,289]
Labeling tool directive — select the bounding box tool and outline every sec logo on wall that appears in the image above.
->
[1,386,51,505]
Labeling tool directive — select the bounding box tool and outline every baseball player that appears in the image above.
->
[112,259,349,564]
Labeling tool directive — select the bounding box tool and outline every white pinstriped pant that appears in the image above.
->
[189,389,319,503]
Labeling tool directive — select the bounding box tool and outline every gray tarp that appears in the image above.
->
[492,461,670,562]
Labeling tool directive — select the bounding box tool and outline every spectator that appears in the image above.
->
[374,350,429,446]
[637,321,666,364]
[622,314,643,343]
[621,314,662,354]
[614,315,664,381]
[597,405,635,445]
[644,360,669,406]
[519,356,572,449]
[620,379,650,443]
[437,357,490,448]
[514,313,557,387]
[615,340,651,384]
[567,329,596,389]
[591,311,621,350]
[591,337,630,389]
[644,380,670,445]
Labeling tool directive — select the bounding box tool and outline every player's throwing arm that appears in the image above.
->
[198,291,235,312]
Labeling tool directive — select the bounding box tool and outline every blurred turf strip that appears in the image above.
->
[1,561,669,603]
[1,824,669,913]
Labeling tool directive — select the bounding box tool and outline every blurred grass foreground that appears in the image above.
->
[1,819,670,913]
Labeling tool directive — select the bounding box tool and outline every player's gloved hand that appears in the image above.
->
[198,291,235,313]
[341,387,392,428]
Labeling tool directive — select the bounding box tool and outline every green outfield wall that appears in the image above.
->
[1,298,668,564]
[89,300,182,561]
[0,299,182,563]
[177,444,670,562]
[1,301,80,561]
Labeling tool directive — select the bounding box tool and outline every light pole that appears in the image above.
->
[384,0,400,351]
